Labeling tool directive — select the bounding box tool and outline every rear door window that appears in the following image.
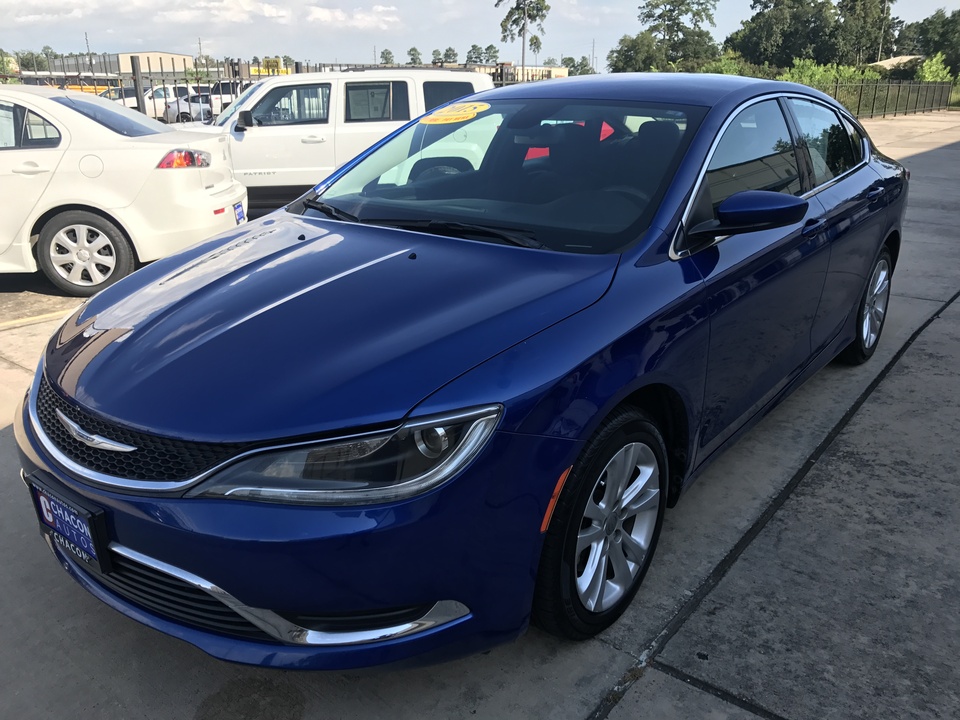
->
[787,98,856,188]
[423,81,477,111]
[345,81,410,122]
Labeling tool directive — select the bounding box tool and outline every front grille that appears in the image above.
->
[35,375,249,482]
[91,552,276,642]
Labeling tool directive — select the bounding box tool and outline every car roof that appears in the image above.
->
[253,68,491,85]
[481,73,810,107]
[0,85,73,99]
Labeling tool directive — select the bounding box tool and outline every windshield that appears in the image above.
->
[214,81,262,126]
[52,94,171,137]
[310,98,705,254]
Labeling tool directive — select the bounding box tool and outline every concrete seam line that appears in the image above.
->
[583,665,647,720]
[0,310,73,331]
[583,284,960,720]
[649,661,790,720]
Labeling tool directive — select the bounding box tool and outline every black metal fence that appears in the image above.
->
[812,80,957,118]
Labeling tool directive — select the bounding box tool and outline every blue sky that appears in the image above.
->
[1,0,957,69]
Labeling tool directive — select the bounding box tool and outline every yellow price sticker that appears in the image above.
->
[420,102,491,125]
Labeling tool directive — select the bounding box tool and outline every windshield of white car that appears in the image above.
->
[214,82,262,127]
[52,95,172,137]
[308,98,705,254]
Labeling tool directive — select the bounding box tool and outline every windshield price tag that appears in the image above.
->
[420,102,491,125]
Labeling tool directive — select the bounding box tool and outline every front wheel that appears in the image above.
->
[533,406,667,639]
[838,247,892,365]
[36,211,135,296]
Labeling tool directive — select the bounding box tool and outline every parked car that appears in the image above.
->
[16,74,906,669]
[193,79,249,116]
[163,93,213,124]
[109,84,192,120]
[195,68,495,212]
[0,85,247,295]
[98,86,139,103]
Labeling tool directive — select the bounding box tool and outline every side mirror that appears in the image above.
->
[235,110,255,132]
[687,191,808,242]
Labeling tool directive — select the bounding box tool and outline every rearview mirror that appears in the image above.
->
[235,110,255,132]
[687,191,808,242]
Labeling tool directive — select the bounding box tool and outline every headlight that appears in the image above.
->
[185,405,502,505]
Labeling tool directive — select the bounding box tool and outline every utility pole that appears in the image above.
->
[521,0,527,82]
[592,38,596,72]
[85,32,93,74]
[877,0,889,62]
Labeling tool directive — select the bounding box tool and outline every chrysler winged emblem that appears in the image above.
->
[55,409,137,453]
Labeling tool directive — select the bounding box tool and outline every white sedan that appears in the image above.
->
[163,93,214,124]
[0,86,247,296]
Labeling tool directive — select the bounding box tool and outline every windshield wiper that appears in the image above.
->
[367,219,543,249]
[301,197,359,223]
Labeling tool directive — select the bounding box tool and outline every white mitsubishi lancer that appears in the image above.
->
[0,86,247,296]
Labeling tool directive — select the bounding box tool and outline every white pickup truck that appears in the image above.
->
[192,69,495,213]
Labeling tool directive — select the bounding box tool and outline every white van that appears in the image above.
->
[203,69,495,212]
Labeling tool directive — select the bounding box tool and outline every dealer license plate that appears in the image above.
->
[234,202,245,224]
[31,482,108,573]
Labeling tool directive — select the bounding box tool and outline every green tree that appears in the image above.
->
[443,47,459,63]
[834,0,893,65]
[282,54,295,69]
[41,45,60,59]
[561,56,595,75]
[496,0,551,56]
[483,44,500,63]
[432,49,443,64]
[916,51,953,81]
[17,50,49,72]
[638,0,719,69]
[195,53,216,68]
[407,47,423,65]
[607,32,664,72]
[543,56,559,66]
[725,0,838,67]
[251,55,261,64]
[466,44,485,64]
[380,48,395,65]
[908,9,960,77]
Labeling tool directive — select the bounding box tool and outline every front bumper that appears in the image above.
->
[15,389,577,669]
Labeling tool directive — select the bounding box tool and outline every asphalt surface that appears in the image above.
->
[1,112,958,720]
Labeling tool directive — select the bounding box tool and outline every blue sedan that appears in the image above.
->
[15,74,907,669]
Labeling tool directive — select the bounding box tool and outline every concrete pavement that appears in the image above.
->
[1,112,958,720]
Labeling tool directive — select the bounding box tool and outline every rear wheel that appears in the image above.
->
[37,211,134,297]
[838,247,892,365]
[177,112,192,123]
[533,406,667,639]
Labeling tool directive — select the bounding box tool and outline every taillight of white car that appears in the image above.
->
[157,149,211,168]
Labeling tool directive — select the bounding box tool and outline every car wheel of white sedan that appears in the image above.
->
[177,112,192,123]
[533,406,667,639]
[37,211,135,296]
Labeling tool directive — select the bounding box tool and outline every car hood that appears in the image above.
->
[45,214,619,442]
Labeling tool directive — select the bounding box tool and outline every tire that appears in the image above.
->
[37,211,135,297]
[533,406,667,639]
[178,112,192,123]
[837,247,892,365]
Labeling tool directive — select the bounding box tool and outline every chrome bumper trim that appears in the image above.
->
[108,543,470,646]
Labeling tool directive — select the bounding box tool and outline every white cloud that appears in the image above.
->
[13,7,85,24]
[306,4,400,30]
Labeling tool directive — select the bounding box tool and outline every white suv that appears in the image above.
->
[201,69,495,212]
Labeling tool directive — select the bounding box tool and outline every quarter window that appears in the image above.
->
[252,84,331,126]
[841,116,865,165]
[705,100,802,212]
[787,99,856,187]
[0,102,61,149]
[345,81,410,122]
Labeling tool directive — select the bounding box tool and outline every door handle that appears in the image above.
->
[801,219,826,237]
[12,163,50,176]
[301,136,326,144]
[867,187,885,200]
